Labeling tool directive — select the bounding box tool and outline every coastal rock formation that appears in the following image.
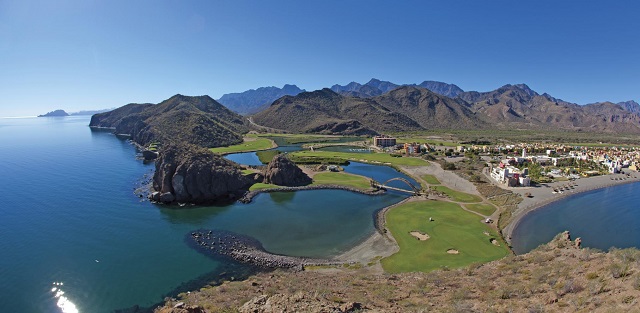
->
[262,154,311,187]
[150,144,254,204]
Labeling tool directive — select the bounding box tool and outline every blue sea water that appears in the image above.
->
[511,182,640,254]
[0,117,408,312]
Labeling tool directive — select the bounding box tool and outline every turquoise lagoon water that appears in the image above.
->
[0,117,407,313]
[511,182,640,254]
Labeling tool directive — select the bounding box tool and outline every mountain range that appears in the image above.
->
[249,79,640,135]
[217,84,305,115]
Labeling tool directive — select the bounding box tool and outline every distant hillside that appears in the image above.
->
[252,86,482,134]
[217,84,305,115]
[70,109,112,116]
[374,86,483,129]
[90,94,248,147]
[458,84,640,133]
[38,109,69,117]
[617,100,640,115]
[330,78,464,98]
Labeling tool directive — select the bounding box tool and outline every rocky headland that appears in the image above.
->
[89,94,248,148]
[150,144,255,204]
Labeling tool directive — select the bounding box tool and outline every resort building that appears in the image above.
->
[373,135,397,147]
[490,163,530,187]
[404,142,421,154]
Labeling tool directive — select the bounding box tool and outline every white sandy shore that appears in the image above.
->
[503,172,640,242]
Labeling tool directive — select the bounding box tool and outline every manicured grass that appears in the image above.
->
[210,137,273,154]
[241,169,255,175]
[291,151,428,166]
[432,185,483,203]
[256,150,280,163]
[382,201,509,273]
[465,203,497,216]
[311,172,371,190]
[249,183,279,191]
[421,174,441,185]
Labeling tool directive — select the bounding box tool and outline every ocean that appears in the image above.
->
[511,182,640,254]
[0,116,407,312]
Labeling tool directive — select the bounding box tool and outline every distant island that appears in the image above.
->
[38,108,112,117]
[38,109,69,117]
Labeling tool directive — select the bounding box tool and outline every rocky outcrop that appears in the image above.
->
[150,144,254,204]
[262,154,311,187]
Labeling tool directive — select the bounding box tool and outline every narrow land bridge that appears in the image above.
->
[370,178,422,195]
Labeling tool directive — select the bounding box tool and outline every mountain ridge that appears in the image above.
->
[253,82,640,135]
[217,84,305,115]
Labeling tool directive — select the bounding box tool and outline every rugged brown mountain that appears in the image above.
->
[90,94,248,147]
[252,88,423,135]
[459,84,640,133]
[372,86,483,129]
[253,86,484,133]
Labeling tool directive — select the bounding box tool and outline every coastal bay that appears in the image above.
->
[503,173,640,249]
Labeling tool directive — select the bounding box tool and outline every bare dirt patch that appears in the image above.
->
[446,249,459,254]
[409,231,430,241]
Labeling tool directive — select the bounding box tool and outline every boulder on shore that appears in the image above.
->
[150,144,254,204]
[262,154,312,187]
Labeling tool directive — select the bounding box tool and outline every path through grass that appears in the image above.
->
[432,185,482,203]
[465,203,497,216]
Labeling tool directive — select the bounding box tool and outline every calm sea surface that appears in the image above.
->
[511,182,640,254]
[0,117,407,313]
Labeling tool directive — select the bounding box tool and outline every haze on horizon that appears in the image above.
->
[1,0,638,117]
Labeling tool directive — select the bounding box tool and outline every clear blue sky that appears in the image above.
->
[1,0,638,116]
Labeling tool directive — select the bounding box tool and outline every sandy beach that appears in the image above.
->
[502,172,640,242]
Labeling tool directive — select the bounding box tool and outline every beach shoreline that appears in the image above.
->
[503,172,640,245]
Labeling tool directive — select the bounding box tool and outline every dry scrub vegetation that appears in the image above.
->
[156,232,640,313]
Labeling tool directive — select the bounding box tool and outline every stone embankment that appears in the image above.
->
[239,185,385,203]
[188,230,340,270]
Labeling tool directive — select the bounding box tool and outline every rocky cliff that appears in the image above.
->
[150,144,254,204]
[262,154,312,187]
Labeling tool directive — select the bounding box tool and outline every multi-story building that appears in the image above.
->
[373,135,397,147]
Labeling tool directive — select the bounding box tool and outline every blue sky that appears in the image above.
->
[1,0,638,116]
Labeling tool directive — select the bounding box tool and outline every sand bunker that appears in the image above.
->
[490,239,500,246]
[447,249,459,254]
[409,231,430,241]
